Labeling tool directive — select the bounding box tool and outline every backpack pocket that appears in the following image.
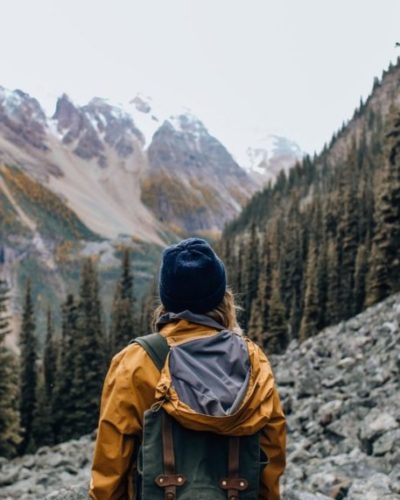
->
[138,409,260,499]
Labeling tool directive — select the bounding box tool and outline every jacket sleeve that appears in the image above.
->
[259,384,286,500]
[89,344,160,500]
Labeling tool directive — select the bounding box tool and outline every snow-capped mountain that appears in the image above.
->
[0,86,260,344]
[244,134,303,183]
[0,86,257,244]
[0,87,48,151]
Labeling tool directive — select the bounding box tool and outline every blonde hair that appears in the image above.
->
[152,288,243,334]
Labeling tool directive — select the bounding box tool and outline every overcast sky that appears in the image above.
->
[1,0,399,161]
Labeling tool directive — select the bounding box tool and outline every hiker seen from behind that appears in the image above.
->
[90,237,286,499]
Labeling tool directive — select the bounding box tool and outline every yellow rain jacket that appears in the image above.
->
[90,313,286,499]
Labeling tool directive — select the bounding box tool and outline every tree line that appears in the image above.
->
[0,249,156,458]
[220,105,400,354]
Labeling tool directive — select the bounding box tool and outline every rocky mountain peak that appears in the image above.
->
[52,95,144,165]
[148,115,241,176]
[83,98,145,156]
[51,94,105,164]
[0,88,47,124]
[144,113,256,233]
[52,94,78,130]
[0,86,48,151]
[168,113,208,137]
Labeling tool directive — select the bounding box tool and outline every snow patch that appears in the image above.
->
[0,86,23,114]
[47,118,65,140]
[243,133,303,174]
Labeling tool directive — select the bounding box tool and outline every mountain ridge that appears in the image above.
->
[0,85,258,243]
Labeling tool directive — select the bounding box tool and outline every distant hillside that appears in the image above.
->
[220,57,400,350]
[0,163,99,347]
[0,164,97,243]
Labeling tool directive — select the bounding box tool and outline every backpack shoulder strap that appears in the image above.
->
[133,333,170,372]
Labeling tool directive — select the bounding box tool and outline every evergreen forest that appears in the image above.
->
[219,62,400,353]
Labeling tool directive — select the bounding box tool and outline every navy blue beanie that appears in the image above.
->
[159,237,227,314]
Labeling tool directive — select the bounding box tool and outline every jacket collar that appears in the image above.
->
[155,309,226,332]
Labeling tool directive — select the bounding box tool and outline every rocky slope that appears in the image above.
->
[0,434,94,500]
[276,292,400,499]
[1,292,400,499]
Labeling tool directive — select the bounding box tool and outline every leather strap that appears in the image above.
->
[229,437,240,477]
[228,437,239,500]
[155,474,186,488]
[219,437,249,500]
[155,412,186,499]
[163,411,175,476]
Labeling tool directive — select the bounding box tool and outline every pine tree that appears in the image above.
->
[299,239,320,341]
[110,249,136,355]
[357,166,375,245]
[247,297,264,346]
[234,239,246,321]
[0,277,21,457]
[334,172,346,317]
[366,240,391,306]
[0,277,11,341]
[316,230,328,331]
[43,308,57,399]
[31,369,54,447]
[325,238,340,325]
[265,271,288,354]
[242,223,259,330]
[354,243,369,313]
[52,294,79,442]
[71,258,107,437]
[139,278,158,335]
[257,234,273,335]
[280,201,304,329]
[19,279,37,453]
[31,308,58,447]
[338,171,359,319]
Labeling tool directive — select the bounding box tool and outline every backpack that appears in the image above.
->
[133,332,267,500]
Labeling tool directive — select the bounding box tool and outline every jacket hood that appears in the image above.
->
[154,310,276,436]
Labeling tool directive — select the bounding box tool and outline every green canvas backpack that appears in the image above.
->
[133,333,267,500]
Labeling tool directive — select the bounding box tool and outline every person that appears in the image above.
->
[90,237,286,499]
